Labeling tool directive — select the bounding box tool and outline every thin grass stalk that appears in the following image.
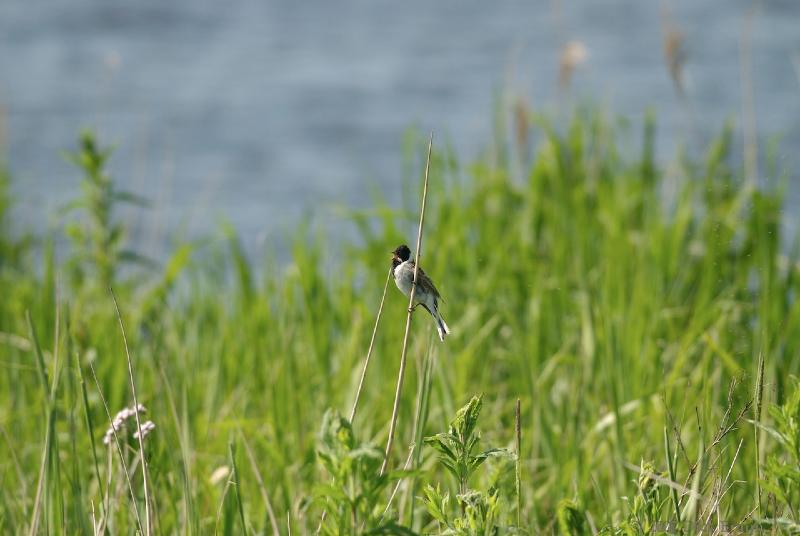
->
[380,133,433,476]
[682,436,704,523]
[63,310,90,533]
[753,351,765,516]
[90,502,98,535]
[27,311,50,536]
[349,267,393,423]
[110,288,152,535]
[27,304,63,536]
[29,398,54,536]
[229,442,247,533]
[515,398,522,528]
[88,361,145,535]
[75,344,106,519]
[26,311,49,402]
[242,434,280,536]
[154,359,195,529]
[381,447,416,520]
[406,329,435,528]
[213,476,235,534]
[49,289,65,532]
[98,446,113,535]
[664,426,681,525]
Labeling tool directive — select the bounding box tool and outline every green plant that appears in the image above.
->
[424,396,508,495]
[63,131,148,289]
[422,395,514,534]
[761,376,800,526]
[423,485,505,535]
[621,462,666,535]
[556,499,586,536]
[316,409,414,535]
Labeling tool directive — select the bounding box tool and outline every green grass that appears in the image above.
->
[1,108,800,534]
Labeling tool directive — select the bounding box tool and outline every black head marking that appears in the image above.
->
[393,244,411,262]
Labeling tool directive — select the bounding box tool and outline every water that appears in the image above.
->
[1,0,799,259]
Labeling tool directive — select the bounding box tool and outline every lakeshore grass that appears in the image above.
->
[1,109,800,533]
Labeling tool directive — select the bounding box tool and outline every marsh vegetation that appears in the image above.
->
[1,110,799,533]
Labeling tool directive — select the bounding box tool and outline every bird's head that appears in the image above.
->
[391,244,411,263]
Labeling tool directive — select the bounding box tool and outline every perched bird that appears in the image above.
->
[391,244,450,341]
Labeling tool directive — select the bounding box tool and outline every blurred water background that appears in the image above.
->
[1,0,798,259]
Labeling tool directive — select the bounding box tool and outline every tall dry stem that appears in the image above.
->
[349,268,393,423]
[380,133,433,476]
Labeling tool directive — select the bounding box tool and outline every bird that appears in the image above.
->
[391,244,450,342]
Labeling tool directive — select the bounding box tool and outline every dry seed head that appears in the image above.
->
[663,25,686,94]
[210,466,230,485]
[558,40,588,89]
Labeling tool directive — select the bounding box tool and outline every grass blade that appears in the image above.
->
[110,288,152,535]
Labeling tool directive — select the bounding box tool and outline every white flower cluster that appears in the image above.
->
[133,420,156,440]
[102,404,155,445]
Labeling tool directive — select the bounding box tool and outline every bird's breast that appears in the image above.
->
[393,262,414,296]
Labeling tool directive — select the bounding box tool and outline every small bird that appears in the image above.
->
[391,244,451,341]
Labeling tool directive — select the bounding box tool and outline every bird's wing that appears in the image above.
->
[410,262,442,301]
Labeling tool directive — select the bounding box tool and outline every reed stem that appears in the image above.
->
[380,133,433,476]
[349,268,393,423]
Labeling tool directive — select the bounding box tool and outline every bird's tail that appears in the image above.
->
[432,303,450,342]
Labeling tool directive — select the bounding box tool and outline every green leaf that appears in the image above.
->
[470,448,510,472]
[424,434,457,461]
